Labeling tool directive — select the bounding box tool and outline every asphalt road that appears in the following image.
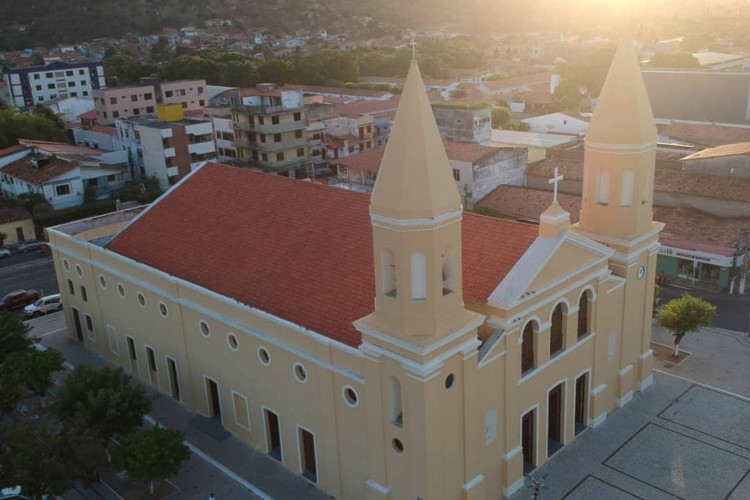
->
[660,284,750,333]
[0,250,58,299]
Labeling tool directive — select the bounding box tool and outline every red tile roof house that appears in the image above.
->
[330,141,528,208]
[0,143,126,210]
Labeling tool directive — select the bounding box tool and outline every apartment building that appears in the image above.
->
[116,105,216,190]
[323,114,375,155]
[94,85,156,125]
[230,84,308,176]
[2,61,105,107]
[95,79,207,126]
[203,107,237,163]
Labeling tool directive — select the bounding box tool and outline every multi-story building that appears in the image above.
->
[48,45,660,500]
[94,79,207,126]
[2,61,105,107]
[116,105,216,190]
[203,107,237,163]
[230,84,308,176]
[324,114,375,155]
[94,85,156,126]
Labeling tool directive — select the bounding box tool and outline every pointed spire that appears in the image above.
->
[586,41,657,146]
[370,60,461,220]
[539,201,570,239]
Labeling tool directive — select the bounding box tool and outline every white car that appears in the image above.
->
[1,486,48,499]
[23,294,63,318]
[0,248,9,258]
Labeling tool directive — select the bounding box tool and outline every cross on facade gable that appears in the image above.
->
[548,167,564,202]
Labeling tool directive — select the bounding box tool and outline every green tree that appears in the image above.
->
[113,426,190,495]
[0,108,70,149]
[256,58,295,85]
[491,106,512,128]
[4,347,64,397]
[150,36,173,65]
[0,309,32,364]
[54,366,152,446]
[657,293,716,357]
[0,422,73,499]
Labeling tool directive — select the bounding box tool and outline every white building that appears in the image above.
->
[203,107,237,163]
[521,112,589,135]
[2,61,105,108]
[117,112,216,190]
[43,96,95,123]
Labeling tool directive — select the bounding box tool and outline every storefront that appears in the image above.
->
[656,242,742,290]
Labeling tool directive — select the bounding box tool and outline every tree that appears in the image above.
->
[54,366,152,446]
[491,106,512,128]
[657,293,716,357]
[0,422,73,498]
[113,426,190,495]
[0,107,69,149]
[4,347,64,397]
[0,309,32,364]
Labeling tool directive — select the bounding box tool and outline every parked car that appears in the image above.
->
[0,289,41,311]
[39,243,51,256]
[16,240,45,253]
[1,485,48,499]
[24,293,63,318]
[0,248,9,258]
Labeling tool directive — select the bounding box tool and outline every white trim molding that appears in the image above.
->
[591,412,607,428]
[366,479,389,495]
[637,375,654,392]
[503,477,525,498]
[462,474,485,493]
[616,391,633,408]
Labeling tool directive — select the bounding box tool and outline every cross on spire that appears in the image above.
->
[548,167,564,202]
[410,33,417,60]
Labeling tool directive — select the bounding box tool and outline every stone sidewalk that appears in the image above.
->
[37,325,331,500]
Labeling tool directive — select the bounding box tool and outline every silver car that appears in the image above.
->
[24,294,63,318]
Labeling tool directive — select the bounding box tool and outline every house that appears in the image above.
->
[521,112,589,135]
[491,130,579,163]
[47,46,661,500]
[432,104,492,145]
[680,142,750,179]
[0,152,125,210]
[2,61,105,107]
[73,125,121,152]
[42,95,95,123]
[0,206,36,244]
[659,122,750,148]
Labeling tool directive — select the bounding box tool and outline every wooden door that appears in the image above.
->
[548,384,563,444]
[522,410,535,467]
[72,308,83,341]
[575,373,588,435]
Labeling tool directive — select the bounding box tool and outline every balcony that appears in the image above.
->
[188,141,216,155]
[233,120,305,135]
[237,155,309,172]
[232,102,301,114]
[235,136,306,153]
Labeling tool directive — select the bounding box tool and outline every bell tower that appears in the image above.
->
[355,60,484,500]
[573,42,664,404]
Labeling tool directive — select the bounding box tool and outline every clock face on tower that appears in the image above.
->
[637,266,645,280]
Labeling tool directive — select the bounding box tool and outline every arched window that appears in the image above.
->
[621,170,634,207]
[381,249,397,298]
[390,377,403,427]
[442,247,456,296]
[596,171,609,205]
[521,321,536,375]
[550,303,564,356]
[410,252,427,301]
[578,291,591,339]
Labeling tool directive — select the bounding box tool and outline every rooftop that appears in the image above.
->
[118,115,210,129]
[662,122,750,147]
[1,156,81,185]
[0,206,32,224]
[491,130,580,148]
[681,142,750,161]
[105,163,538,348]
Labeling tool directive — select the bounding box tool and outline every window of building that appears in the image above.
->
[390,377,402,427]
[381,248,397,297]
[271,115,280,125]
[260,134,266,143]
[159,301,169,318]
[442,247,455,295]
[113,111,120,118]
[608,330,617,360]
[137,292,146,308]
[596,171,609,205]
[578,291,591,339]
[276,152,284,161]
[133,108,140,115]
[165,90,174,97]
[144,93,153,100]
[45,73,53,78]
[199,320,210,338]
[232,392,250,430]
[80,80,86,85]
[35,85,41,91]
[131,94,138,102]
[550,303,564,356]
[65,70,73,76]
[294,363,308,383]
[63,259,70,272]
[70,92,77,97]
[107,325,119,355]
[117,283,126,298]
[227,333,239,351]
[410,252,427,301]
[521,321,536,375]
[453,169,461,182]
[295,129,303,139]
[273,133,282,142]
[84,313,94,334]
[99,274,107,289]
[67,279,75,295]
[80,285,88,302]
[262,153,268,161]
[297,148,304,158]
[79,69,85,75]
[486,408,498,444]
[47,84,55,90]
[343,386,359,408]
[199,100,205,106]
[621,170,634,207]
[103,112,108,118]
[181,102,187,109]
[82,91,89,97]
[110,97,117,104]
[298,427,318,483]
[55,184,71,196]
[258,116,264,125]
[198,87,204,94]
[258,346,271,366]
[68,81,75,87]
[33,74,40,80]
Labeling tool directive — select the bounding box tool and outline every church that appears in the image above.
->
[47,42,661,500]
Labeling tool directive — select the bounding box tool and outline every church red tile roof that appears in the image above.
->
[107,163,538,347]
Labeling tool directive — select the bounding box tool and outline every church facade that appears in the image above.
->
[46,43,661,500]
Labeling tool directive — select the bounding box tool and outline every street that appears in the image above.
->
[0,251,58,299]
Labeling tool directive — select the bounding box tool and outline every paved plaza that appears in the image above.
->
[511,372,750,500]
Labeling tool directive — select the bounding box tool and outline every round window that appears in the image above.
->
[343,386,359,407]
[392,438,404,453]
[445,374,455,389]
[75,264,83,278]
[158,301,169,318]
[293,363,307,383]
[199,320,210,338]
[63,259,70,272]
[258,347,271,366]
[227,333,239,351]
[117,283,126,298]
[137,292,146,308]
[99,274,107,289]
